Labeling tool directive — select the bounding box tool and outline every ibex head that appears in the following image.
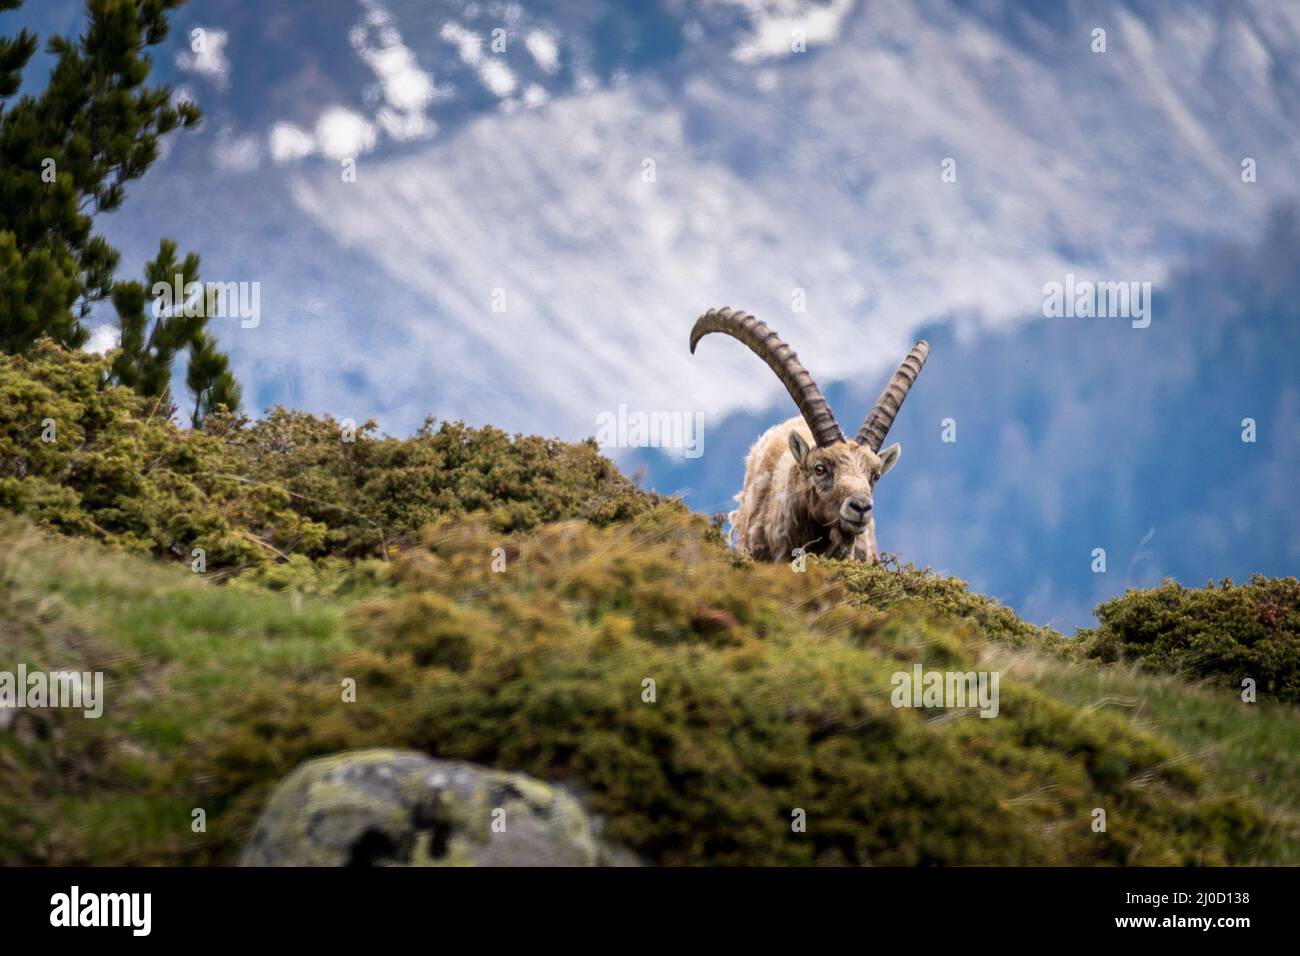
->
[690,306,929,551]
[784,428,896,540]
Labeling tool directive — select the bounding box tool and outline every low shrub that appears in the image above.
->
[1078,576,1300,702]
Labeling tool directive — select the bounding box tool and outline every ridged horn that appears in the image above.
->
[856,341,930,451]
[690,307,845,447]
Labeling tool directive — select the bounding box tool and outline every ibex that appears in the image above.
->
[690,307,929,563]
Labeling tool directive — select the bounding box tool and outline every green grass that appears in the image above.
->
[1,513,1296,866]
[1001,651,1300,864]
[0,516,353,863]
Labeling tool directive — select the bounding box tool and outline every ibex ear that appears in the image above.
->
[788,429,811,466]
[878,442,901,476]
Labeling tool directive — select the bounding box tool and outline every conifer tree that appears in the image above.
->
[0,0,241,424]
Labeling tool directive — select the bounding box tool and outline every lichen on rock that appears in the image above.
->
[240,749,628,867]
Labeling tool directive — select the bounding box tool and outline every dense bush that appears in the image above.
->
[0,340,296,569]
[1078,576,1300,702]
[0,341,665,571]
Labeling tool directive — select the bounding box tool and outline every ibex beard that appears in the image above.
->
[690,307,929,564]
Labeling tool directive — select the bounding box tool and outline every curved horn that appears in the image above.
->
[856,341,930,450]
[690,307,845,447]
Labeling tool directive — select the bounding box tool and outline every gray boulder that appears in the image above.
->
[240,748,631,866]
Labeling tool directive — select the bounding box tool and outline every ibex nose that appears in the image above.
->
[845,494,872,517]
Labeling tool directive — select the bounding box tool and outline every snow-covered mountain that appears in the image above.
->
[36,0,1292,436]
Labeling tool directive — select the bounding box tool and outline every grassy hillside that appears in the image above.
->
[2,512,1296,866]
[2,343,1297,865]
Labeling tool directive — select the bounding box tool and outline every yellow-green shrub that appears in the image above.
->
[0,342,666,571]
[1078,576,1300,701]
